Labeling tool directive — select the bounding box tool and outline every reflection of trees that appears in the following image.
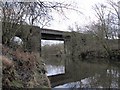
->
[117,66,120,88]
[82,66,120,88]
[41,43,64,65]
[66,60,120,88]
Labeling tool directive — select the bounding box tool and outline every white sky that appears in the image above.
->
[43,0,119,31]
[41,0,119,45]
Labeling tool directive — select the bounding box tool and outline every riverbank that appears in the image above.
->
[1,44,51,88]
[80,49,120,62]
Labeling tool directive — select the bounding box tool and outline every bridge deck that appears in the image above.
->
[41,28,65,35]
[40,28,70,40]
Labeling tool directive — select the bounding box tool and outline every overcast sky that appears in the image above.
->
[41,0,119,44]
[43,0,118,31]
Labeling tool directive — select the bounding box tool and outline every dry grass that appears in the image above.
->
[2,45,38,69]
[2,45,51,88]
[1,55,13,68]
[12,49,37,69]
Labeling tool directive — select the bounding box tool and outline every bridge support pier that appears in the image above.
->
[64,36,71,74]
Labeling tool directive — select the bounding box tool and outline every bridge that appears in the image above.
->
[41,28,69,41]
[40,28,71,59]
[2,22,71,54]
[3,22,120,88]
[2,21,71,71]
[2,22,72,87]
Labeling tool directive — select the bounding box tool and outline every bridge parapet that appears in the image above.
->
[41,28,64,35]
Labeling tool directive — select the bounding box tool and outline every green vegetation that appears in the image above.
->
[42,43,65,65]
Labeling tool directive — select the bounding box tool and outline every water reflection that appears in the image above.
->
[46,65,65,76]
[54,69,120,88]
[46,58,120,88]
[54,81,81,88]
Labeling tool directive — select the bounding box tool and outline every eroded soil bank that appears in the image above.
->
[1,44,51,89]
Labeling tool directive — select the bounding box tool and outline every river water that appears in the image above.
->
[46,65,65,76]
[45,58,120,88]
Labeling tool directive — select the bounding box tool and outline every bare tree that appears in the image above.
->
[91,3,115,57]
[1,1,77,46]
[107,0,120,39]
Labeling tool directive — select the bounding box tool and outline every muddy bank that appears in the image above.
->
[1,45,51,88]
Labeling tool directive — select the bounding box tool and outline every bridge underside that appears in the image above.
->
[41,33,64,41]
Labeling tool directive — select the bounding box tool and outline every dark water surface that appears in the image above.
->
[46,58,120,88]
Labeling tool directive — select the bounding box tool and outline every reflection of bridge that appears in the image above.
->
[48,73,90,88]
[48,60,111,88]
[48,73,72,88]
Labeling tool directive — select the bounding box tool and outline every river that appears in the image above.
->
[45,58,120,88]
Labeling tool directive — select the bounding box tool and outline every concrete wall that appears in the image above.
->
[2,22,41,53]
